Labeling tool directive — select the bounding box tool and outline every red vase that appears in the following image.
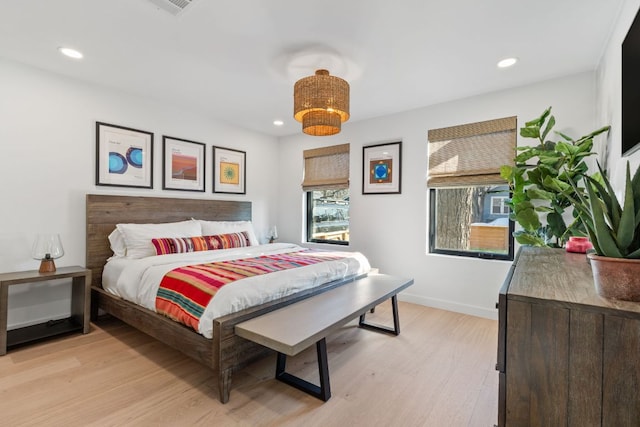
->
[566,236,593,253]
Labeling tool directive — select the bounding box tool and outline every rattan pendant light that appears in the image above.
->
[293,69,350,136]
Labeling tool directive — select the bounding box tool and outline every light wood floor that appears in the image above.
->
[0,302,498,426]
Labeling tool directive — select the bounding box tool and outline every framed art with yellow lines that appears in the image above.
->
[212,146,246,194]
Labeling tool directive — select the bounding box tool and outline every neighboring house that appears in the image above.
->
[470,185,511,252]
[482,186,511,223]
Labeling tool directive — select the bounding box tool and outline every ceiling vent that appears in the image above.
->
[147,0,198,16]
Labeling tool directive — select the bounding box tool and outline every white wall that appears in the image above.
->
[278,72,597,319]
[0,56,603,329]
[0,58,279,329]
[597,0,640,188]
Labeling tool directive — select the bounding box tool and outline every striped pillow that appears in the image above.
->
[203,232,250,250]
[151,232,250,255]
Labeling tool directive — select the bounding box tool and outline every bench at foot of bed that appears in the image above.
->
[235,273,413,401]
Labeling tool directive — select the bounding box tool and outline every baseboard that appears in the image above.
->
[398,293,498,320]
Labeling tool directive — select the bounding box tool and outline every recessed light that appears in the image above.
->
[58,47,84,59]
[273,120,284,126]
[497,57,518,68]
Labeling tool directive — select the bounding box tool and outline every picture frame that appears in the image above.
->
[362,141,402,194]
[212,146,246,194]
[162,136,206,192]
[96,122,154,188]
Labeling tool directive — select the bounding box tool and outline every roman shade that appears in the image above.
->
[302,143,350,191]
[427,116,516,187]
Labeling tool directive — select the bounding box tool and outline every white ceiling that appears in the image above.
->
[0,0,625,137]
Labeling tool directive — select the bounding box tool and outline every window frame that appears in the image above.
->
[306,190,349,246]
[490,196,510,215]
[428,187,514,261]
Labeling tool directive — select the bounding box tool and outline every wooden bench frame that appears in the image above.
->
[235,274,413,401]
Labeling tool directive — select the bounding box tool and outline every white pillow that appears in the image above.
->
[108,229,127,257]
[116,220,202,259]
[198,220,259,246]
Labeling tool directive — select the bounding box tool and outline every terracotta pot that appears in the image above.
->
[588,253,640,301]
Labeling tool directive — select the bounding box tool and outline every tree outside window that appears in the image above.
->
[430,186,513,259]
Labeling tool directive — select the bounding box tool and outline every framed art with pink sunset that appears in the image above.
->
[162,136,205,192]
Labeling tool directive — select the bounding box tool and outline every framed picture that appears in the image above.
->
[362,141,402,194]
[96,122,154,188]
[212,146,246,194]
[162,136,205,192]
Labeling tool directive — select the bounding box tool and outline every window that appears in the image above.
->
[307,189,349,244]
[302,144,350,245]
[491,196,510,215]
[427,116,516,260]
[429,186,514,258]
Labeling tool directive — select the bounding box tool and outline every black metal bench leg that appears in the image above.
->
[275,338,331,401]
[359,295,400,335]
[316,338,331,400]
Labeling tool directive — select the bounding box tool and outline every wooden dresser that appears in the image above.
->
[497,247,640,426]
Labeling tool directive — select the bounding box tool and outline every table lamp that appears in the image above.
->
[268,226,278,244]
[32,233,64,273]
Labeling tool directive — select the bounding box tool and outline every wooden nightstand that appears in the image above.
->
[0,266,91,355]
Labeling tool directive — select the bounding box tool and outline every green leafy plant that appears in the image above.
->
[500,107,610,247]
[569,162,640,258]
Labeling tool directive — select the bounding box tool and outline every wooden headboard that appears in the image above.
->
[86,194,251,287]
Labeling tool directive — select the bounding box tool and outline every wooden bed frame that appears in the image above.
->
[86,194,358,403]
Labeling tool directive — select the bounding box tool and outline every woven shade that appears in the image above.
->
[294,69,350,136]
[427,116,516,188]
[302,143,350,191]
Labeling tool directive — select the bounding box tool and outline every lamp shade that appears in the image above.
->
[32,233,64,260]
[294,69,350,136]
[268,226,278,244]
[32,233,64,273]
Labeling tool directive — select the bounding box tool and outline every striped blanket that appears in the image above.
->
[155,250,346,331]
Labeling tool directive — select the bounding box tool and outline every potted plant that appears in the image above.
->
[500,107,610,248]
[569,161,640,301]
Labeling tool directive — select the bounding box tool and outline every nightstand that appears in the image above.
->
[0,266,91,355]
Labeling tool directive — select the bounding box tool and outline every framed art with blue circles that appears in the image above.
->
[96,122,154,188]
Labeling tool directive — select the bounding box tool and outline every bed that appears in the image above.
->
[86,194,368,403]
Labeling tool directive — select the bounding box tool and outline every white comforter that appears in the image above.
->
[102,243,370,338]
